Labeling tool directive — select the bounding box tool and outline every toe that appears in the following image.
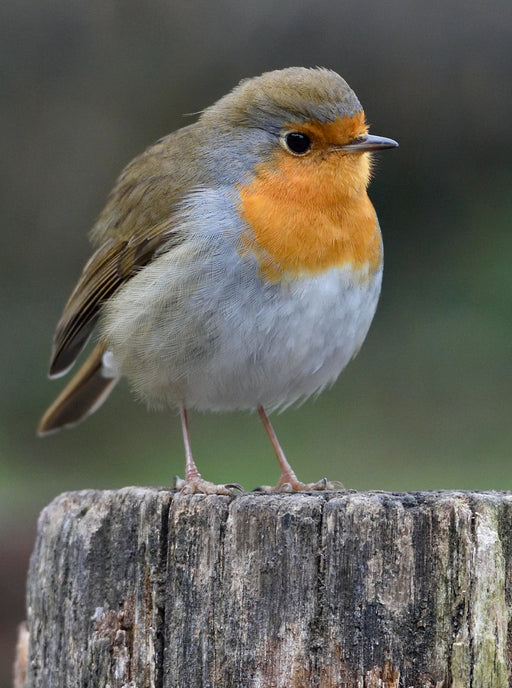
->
[253,477,344,493]
[174,476,244,495]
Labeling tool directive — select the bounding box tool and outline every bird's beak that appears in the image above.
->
[337,134,399,153]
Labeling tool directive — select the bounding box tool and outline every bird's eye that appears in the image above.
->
[281,131,312,156]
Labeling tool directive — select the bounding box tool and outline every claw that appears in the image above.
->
[174,475,244,495]
[306,478,345,491]
[224,483,245,493]
[252,477,345,493]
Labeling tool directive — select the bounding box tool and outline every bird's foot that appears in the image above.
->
[253,476,344,493]
[173,475,244,495]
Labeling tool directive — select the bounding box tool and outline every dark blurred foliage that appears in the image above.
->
[1,1,512,684]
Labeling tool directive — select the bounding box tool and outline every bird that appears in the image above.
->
[38,66,398,494]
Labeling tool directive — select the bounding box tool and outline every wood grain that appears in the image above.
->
[22,489,512,687]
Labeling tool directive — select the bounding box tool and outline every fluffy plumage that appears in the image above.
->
[39,67,397,493]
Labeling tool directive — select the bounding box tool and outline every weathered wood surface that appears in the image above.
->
[22,488,512,687]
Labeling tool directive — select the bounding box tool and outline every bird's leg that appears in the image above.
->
[256,405,344,492]
[181,406,200,482]
[257,405,302,489]
[174,406,243,495]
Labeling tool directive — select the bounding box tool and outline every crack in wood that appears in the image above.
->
[21,489,512,687]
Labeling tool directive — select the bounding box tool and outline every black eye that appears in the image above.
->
[283,131,312,155]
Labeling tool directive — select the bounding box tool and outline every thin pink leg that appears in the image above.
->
[177,407,242,494]
[180,406,201,482]
[258,405,301,488]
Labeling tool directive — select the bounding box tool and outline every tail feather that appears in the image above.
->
[38,343,119,436]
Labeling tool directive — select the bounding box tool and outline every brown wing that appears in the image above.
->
[47,124,206,377]
[49,221,180,378]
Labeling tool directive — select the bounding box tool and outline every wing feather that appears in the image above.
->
[49,222,180,377]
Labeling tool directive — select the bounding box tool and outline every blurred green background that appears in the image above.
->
[1,0,511,683]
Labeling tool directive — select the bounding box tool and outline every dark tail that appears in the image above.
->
[38,343,119,436]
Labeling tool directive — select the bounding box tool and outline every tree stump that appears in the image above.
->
[19,488,512,687]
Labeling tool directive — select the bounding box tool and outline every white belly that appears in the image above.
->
[188,268,380,410]
[101,237,382,412]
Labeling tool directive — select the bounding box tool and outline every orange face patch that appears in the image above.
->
[238,113,382,281]
[285,110,369,148]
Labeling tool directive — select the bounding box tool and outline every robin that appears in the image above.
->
[38,67,398,493]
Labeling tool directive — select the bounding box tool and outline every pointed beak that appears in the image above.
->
[338,134,399,153]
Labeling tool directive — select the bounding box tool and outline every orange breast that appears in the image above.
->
[238,116,382,281]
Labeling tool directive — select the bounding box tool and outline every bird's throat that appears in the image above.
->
[238,153,382,281]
